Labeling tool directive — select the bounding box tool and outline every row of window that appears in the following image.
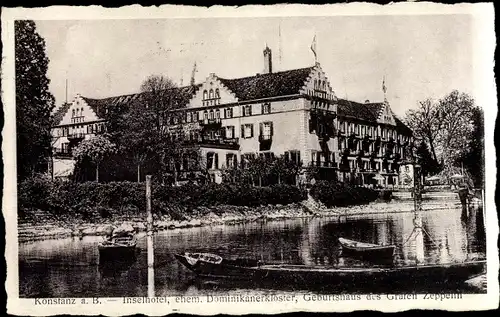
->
[169,122,274,141]
[72,108,84,117]
[338,138,406,157]
[206,150,301,170]
[71,116,85,124]
[166,103,273,126]
[342,159,401,173]
[57,123,105,137]
[338,121,410,142]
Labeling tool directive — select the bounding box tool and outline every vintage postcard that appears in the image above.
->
[2,3,498,315]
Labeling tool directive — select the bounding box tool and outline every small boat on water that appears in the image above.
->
[338,237,396,260]
[174,252,486,288]
[98,233,137,262]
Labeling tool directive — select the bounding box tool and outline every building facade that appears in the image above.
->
[51,46,414,186]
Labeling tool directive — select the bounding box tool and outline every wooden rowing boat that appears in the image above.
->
[98,233,137,262]
[174,252,486,288]
[338,237,395,260]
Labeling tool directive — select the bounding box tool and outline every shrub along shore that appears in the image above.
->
[17,176,461,242]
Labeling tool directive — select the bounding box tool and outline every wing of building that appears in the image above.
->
[50,46,414,187]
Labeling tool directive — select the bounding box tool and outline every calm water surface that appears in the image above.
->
[19,206,486,297]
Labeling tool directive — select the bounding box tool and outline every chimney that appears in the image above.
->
[263,45,272,74]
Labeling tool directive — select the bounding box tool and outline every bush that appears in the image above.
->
[18,177,307,219]
[309,180,379,208]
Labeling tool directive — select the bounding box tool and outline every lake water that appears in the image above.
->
[19,206,486,297]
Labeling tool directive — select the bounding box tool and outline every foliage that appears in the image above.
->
[106,102,158,181]
[72,135,116,182]
[415,140,441,176]
[455,107,484,188]
[221,154,301,186]
[435,91,476,168]
[103,74,199,183]
[404,98,441,162]
[404,90,477,177]
[15,20,55,180]
[18,177,307,220]
[309,180,379,207]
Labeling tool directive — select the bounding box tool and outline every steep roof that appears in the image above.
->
[51,102,72,126]
[337,99,413,135]
[218,67,314,101]
[337,99,383,122]
[80,85,200,119]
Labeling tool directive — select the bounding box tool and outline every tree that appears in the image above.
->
[73,135,116,182]
[456,106,484,188]
[404,98,441,162]
[404,90,476,172]
[139,74,187,184]
[15,20,55,180]
[106,104,157,182]
[435,90,475,172]
[415,140,441,177]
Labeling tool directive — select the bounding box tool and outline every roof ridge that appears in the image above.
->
[80,83,201,102]
[218,66,315,82]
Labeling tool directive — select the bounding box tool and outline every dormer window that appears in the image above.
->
[262,103,271,114]
[242,105,252,117]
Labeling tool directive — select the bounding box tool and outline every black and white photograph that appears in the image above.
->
[2,3,498,315]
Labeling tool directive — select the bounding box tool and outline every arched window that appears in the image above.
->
[215,88,220,99]
[209,89,214,99]
[72,109,75,117]
[314,79,317,90]
[203,90,208,100]
[203,110,208,120]
[215,109,220,119]
[209,110,215,120]
[80,107,84,114]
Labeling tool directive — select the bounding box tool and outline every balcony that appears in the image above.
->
[200,137,239,150]
[200,118,222,129]
[67,132,86,140]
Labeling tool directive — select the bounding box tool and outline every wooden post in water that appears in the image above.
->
[413,163,425,264]
[413,164,423,212]
[146,175,155,297]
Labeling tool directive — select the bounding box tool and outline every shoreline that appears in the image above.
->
[17,195,468,243]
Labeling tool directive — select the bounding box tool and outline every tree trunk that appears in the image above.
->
[96,162,100,182]
[428,137,439,163]
[174,166,178,186]
[137,164,141,183]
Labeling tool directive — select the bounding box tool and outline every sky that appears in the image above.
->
[35,15,476,118]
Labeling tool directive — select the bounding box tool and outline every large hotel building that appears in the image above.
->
[51,46,414,187]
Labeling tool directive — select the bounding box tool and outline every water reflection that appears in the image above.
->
[19,206,486,298]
